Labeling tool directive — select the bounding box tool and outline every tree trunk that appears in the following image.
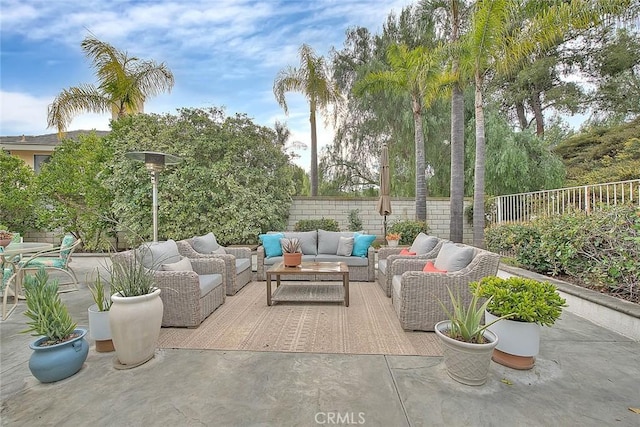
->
[412,94,426,222]
[531,91,544,137]
[450,85,465,243]
[473,74,486,248]
[516,101,528,131]
[309,100,318,196]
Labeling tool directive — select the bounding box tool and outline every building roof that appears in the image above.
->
[0,130,110,151]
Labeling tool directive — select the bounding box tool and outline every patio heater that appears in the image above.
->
[124,151,181,242]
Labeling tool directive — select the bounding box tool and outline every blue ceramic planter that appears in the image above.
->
[28,328,89,383]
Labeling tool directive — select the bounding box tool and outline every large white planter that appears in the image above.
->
[435,320,498,386]
[386,239,399,247]
[110,288,163,368]
[485,311,540,356]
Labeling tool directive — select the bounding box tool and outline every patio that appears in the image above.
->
[1,255,639,426]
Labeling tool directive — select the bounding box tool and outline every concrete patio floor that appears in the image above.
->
[1,255,639,426]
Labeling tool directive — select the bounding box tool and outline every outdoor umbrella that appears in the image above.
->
[376,143,392,237]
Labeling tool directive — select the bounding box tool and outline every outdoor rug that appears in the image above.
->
[158,280,442,356]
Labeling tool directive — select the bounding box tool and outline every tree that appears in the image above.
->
[355,43,445,221]
[0,151,36,233]
[47,35,174,135]
[273,44,341,196]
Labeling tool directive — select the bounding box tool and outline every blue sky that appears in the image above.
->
[0,0,412,169]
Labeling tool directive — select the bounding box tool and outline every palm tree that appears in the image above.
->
[47,35,174,135]
[273,44,341,196]
[355,43,446,221]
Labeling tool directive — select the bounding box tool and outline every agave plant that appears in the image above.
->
[89,271,112,311]
[281,238,301,254]
[22,267,77,345]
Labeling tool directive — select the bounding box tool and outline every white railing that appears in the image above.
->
[489,179,640,225]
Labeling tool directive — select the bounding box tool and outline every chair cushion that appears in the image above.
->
[378,259,387,275]
[313,254,369,266]
[317,230,356,255]
[212,246,226,254]
[60,235,76,258]
[259,233,284,257]
[399,249,416,256]
[140,239,182,270]
[161,256,193,271]
[434,242,475,272]
[352,232,376,257]
[21,257,65,268]
[423,261,447,273]
[199,273,223,298]
[336,236,354,256]
[192,232,220,254]
[410,233,439,255]
[283,231,317,255]
[236,258,251,274]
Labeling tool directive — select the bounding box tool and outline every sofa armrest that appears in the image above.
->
[190,257,226,276]
[378,247,406,260]
[224,247,251,259]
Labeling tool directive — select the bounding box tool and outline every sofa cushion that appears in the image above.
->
[314,254,369,267]
[236,258,251,274]
[283,231,317,255]
[317,230,356,255]
[199,273,223,298]
[410,233,439,255]
[352,232,376,257]
[259,233,285,257]
[161,256,193,271]
[212,246,226,255]
[139,239,181,270]
[192,232,220,254]
[423,261,447,273]
[336,236,354,256]
[434,242,475,272]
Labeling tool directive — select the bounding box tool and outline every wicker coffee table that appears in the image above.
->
[266,261,349,306]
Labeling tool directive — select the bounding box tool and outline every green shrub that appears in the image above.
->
[388,220,429,245]
[347,209,363,231]
[471,276,567,326]
[294,218,340,232]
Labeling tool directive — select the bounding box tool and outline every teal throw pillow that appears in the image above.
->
[352,232,376,257]
[259,233,285,257]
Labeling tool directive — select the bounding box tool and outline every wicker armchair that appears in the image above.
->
[377,238,446,297]
[389,247,500,331]
[176,239,252,296]
[111,247,226,328]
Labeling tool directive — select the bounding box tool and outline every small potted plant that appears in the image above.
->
[434,288,512,386]
[385,233,401,247]
[0,229,14,248]
[88,271,114,352]
[472,276,567,370]
[281,238,302,267]
[22,267,89,383]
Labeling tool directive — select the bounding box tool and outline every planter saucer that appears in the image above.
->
[492,349,535,370]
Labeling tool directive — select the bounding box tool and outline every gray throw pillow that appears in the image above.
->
[140,239,182,270]
[192,232,220,254]
[434,242,475,272]
[212,246,226,255]
[410,233,438,255]
[161,256,193,271]
[336,236,354,256]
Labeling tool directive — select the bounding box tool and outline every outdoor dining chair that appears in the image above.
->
[18,235,82,293]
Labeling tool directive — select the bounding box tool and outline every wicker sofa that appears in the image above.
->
[176,234,252,296]
[257,230,375,282]
[111,239,226,328]
[389,243,500,331]
[377,234,447,297]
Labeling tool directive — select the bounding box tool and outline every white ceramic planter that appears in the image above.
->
[485,310,540,357]
[110,288,163,368]
[386,239,399,247]
[88,304,111,341]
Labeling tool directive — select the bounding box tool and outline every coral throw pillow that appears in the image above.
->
[423,261,447,273]
[399,249,417,256]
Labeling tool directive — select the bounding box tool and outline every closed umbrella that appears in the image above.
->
[376,143,392,236]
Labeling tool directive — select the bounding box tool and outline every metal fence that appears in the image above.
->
[489,179,640,225]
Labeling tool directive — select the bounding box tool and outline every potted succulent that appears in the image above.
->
[22,267,89,383]
[0,229,14,248]
[281,238,302,267]
[385,233,401,247]
[108,253,163,369]
[472,276,567,370]
[88,272,114,352]
[434,288,512,386]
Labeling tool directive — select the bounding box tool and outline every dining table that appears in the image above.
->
[1,241,54,320]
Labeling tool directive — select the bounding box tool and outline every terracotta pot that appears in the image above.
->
[0,238,11,248]
[485,310,540,370]
[110,288,163,368]
[283,252,302,267]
